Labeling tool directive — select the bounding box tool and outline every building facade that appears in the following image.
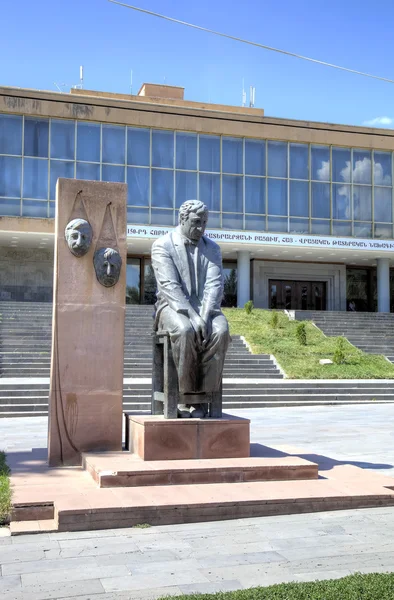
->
[1,83,394,311]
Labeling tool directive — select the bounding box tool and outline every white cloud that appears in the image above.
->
[317,160,329,181]
[363,116,394,127]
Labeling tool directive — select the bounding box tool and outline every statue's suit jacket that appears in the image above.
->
[151,228,224,328]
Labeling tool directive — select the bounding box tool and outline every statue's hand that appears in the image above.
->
[189,312,207,349]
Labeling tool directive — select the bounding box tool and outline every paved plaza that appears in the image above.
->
[1,404,394,599]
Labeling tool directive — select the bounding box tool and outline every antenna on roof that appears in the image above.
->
[54,82,67,93]
[130,69,133,95]
[72,66,84,90]
[249,85,255,108]
[242,79,246,107]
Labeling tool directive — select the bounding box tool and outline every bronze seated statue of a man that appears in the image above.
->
[151,200,230,418]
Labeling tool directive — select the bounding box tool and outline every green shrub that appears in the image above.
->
[0,452,11,525]
[296,322,307,345]
[333,336,347,364]
[269,311,279,328]
[244,300,254,315]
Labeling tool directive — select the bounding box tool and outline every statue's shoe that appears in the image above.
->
[190,405,205,419]
[177,404,191,418]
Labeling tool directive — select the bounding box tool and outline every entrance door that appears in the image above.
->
[269,280,326,310]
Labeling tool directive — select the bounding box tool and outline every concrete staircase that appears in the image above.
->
[295,311,394,358]
[0,302,282,379]
[3,381,394,417]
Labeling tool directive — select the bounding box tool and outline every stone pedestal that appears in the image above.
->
[125,413,250,461]
[48,179,127,467]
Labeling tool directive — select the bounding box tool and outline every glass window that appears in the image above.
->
[354,222,372,238]
[353,150,372,184]
[0,198,20,216]
[23,158,48,200]
[199,135,220,172]
[102,164,125,182]
[151,208,174,225]
[268,178,287,216]
[50,120,75,160]
[353,185,372,221]
[332,147,351,182]
[268,141,287,178]
[76,162,100,181]
[152,130,174,168]
[245,215,265,231]
[311,182,330,218]
[222,175,243,212]
[24,118,49,158]
[127,206,149,223]
[0,156,21,197]
[374,223,393,238]
[49,202,55,218]
[102,125,125,164]
[176,132,197,170]
[127,167,149,206]
[151,169,173,208]
[222,262,237,307]
[77,122,100,162]
[333,184,351,220]
[199,173,220,211]
[127,127,150,166]
[311,146,330,181]
[289,180,308,217]
[49,160,74,200]
[374,187,392,222]
[290,143,308,179]
[311,219,330,234]
[333,221,352,236]
[222,213,243,230]
[245,139,265,176]
[268,216,287,232]
[22,200,47,218]
[245,177,265,214]
[222,137,243,174]
[374,152,392,186]
[176,171,197,207]
[126,258,141,305]
[143,258,157,305]
[290,218,309,233]
[208,212,221,228]
[0,114,22,155]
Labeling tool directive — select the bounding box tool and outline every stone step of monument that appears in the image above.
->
[11,475,394,534]
[83,453,318,488]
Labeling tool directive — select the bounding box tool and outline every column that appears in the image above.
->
[237,251,251,308]
[377,257,390,313]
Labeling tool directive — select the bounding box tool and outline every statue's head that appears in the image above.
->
[65,218,93,257]
[93,247,122,288]
[178,200,209,243]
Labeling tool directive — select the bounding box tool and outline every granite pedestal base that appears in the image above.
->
[125,413,250,461]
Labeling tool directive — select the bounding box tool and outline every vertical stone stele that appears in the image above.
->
[48,179,127,466]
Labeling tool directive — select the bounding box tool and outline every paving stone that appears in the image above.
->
[3,556,97,576]
[101,569,210,592]
[60,587,182,600]
[197,550,287,569]
[94,549,178,567]
[0,549,46,565]
[21,564,130,587]
[0,574,22,593]
[2,579,105,600]
[178,579,243,594]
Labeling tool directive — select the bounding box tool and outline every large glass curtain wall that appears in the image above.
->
[0,112,393,239]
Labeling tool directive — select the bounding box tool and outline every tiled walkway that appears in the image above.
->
[1,405,394,599]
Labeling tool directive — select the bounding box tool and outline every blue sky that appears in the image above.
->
[2,0,394,128]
